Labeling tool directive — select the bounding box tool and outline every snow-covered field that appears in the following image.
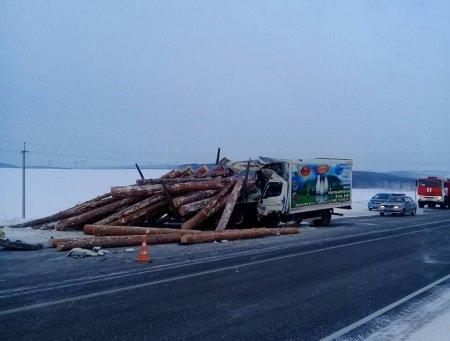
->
[0,168,169,224]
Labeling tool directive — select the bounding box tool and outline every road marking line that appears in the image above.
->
[320,274,450,341]
[0,225,447,316]
[1,219,450,297]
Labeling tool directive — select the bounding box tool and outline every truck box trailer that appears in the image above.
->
[244,158,352,226]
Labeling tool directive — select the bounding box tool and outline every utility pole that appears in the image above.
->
[21,142,29,219]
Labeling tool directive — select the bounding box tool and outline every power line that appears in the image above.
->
[0,139,183,161]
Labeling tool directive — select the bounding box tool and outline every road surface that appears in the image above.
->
[1,210,449,340]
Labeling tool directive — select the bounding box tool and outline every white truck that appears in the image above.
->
[244,158,352,226]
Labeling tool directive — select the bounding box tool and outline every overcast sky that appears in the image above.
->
[1,1,449,170]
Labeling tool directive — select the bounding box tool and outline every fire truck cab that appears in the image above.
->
[417,177,449,208]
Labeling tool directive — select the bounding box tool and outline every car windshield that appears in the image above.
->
[373,194,390,199]
[387,196,406,203]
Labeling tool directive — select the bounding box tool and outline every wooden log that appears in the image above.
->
[216,178,244,231]
[111,185,163,197]
[195,169,233,178]
[172,190,216,208]
[7,193,113,228]
[181,181,236,230]
[53,197,141,231]
[108,200,167,226]
[168,178,231,195]
[114,179,230,197]
[83,225,204,236]
[178,198,210,216]
[137,177,213,185]
[193,165,209,176]
[54,234,182,251]
[94,195,165,225]
[180,228,300,244]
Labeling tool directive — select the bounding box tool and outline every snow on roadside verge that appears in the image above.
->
[358,285,450,341]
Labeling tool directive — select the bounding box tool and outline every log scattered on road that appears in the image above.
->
[54,234,182,251]
[216,178,244,231]
[180,228,299,244]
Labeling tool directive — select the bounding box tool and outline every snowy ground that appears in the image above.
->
[1,168,418,244]
[351,284,450,341]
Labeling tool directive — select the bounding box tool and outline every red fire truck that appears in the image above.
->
[417,177,450,208]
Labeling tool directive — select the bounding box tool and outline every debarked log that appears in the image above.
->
[108,200,167,226]
[111,185,163,197]
[83,225,204,236]
[178,198,210,216]
[53,197,141,231]
[94,195,165,225]
[136,177,213,186]
[181,181,236,230]
[172,190,217,208]
[54,234,182,251]
[216,178,244,231]
[180,228,299,244]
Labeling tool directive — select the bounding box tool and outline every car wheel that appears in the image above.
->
[380,212,385,216]
[411,208,416,216]
[401,209,406,216]
[369,208,372,211]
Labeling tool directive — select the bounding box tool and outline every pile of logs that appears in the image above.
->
[8,164,250,232]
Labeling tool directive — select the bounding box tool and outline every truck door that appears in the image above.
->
[258,179,288,215]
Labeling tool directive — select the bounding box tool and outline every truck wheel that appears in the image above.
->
[313,214,331,227]
[294,215,303,227]
[440,204,447,209]
[418,202,424,208]
[429,203,436,208]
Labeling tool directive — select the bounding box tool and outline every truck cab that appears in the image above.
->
[417,177,449,208]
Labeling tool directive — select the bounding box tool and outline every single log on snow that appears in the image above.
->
[94,195,165,225]
[84,225,204,236]
[180,228,299,244]
[178,198,210,216]
[181,181,236,230]
[108,200,167,226]
[172,190,216,208]
[7,193,113,228]
[216,178,244,231]
[54,234,181,251]
[53,197,140,231]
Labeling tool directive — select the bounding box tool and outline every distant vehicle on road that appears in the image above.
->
[417,177,449,208]
[368,193,391,210]
[379,195,417,216]
[368,193,405,211]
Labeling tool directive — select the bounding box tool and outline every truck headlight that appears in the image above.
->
[437,196,442,200]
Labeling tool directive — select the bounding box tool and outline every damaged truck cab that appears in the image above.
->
[254,159,352,226]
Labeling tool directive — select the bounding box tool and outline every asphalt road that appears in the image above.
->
[1,210,449,340]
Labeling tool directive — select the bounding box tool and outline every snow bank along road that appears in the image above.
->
[0,210,449,340]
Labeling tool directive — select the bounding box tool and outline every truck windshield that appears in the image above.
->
[419,179,442,187]
[263,182,283,198]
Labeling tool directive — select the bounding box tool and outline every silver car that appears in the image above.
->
[379,195,417,216]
